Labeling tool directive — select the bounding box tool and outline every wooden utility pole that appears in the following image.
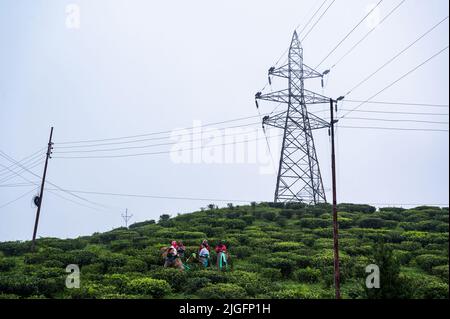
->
[330,99,341,299]
[31,127,54,252]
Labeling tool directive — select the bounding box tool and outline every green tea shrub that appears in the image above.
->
[265,257,296,278]
[232,246,252,258]
[357,218,386,229]
[0,241,31,256]
[226,271,269,296]
[126,278,171,298]
[271,285,332,299]
[293,267,321,283]
[398,241,421,251]
[197,283,246,299]
[0,274,39,297]
[185,277,211,293]
[262,211,277,221]
[298,218,330,228]
[149,268,187,291]
[431,265,449,283]
[260,268,282,281]
[272,241,305,252]
[414,254,448,272]
[392,250,413,265]
[0,258,16,271]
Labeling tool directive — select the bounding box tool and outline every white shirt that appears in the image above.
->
[199,247,209,257]
[169,246,178,256]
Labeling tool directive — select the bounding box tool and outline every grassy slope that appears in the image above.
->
[0,202,448,299]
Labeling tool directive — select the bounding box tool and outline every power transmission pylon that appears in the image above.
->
[122,209,133,228]
[255,31,330,204]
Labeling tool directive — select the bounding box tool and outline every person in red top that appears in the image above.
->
[215,241,227,253]
[215,240,228,270]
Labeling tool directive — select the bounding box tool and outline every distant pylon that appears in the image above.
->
[256,31,330,204]
[122,208,133,228]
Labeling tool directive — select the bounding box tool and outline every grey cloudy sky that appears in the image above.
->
[0,0,448,241]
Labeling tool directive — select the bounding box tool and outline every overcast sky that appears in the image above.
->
[0,0,448,241]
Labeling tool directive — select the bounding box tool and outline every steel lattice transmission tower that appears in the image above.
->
[255,31,330,204]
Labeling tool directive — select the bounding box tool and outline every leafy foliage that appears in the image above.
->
[0,203,447,299]
[126,278,171,298]
[197,283,246,299]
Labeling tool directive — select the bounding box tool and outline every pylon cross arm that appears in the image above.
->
[303,64,323,79]
[263,111,329,130]
[307,112,330,129]
[303,89,330,104]
[256,89,290,104]
[262,111,287,129]
[268,63,323,80]
[256,89,330,105]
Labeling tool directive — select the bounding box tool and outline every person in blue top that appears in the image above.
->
[198,243,210,267]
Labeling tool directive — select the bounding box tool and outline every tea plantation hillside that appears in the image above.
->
[0,203,448,299]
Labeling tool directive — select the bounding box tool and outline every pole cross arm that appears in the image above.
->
[268,64,323,80]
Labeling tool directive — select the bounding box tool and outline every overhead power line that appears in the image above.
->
[345,15,449,96]
[0,161,38,186]
[0,159,44,184]
[46,189,106,212]
[0,152,111,213]
[315,0,384,69]
[340,45,449,119]
[52,98,448,149]
[54,121,262,151]
[273,0,329,68]
[331,0,408,69]
[53,122,262,154]
[0,182,36,188]
[343,100,449,108]
[301,0,337,42]
[47,188,259,204]
[340,109,448,116]
[0,149,45,176]
[297,0,329,39]
[341,117,449,125]
[338,125,448,132]
[0,156,43,179]
[0,151,111,210]
[0,187,38,209]
[313,108,448,116]
[55,114,267,145]
[53,117,450,160]
[53,133,284,159]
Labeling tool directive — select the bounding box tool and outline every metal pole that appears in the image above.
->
[330,99,341,299]
[31,127,53,252]
[122,208,133,228]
